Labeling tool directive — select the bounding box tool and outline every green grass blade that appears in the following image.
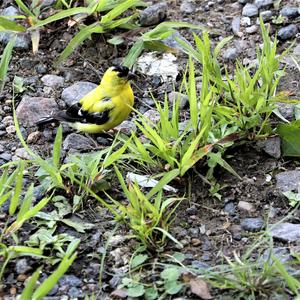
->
[20,267,42,300]
[0,17,26,32]
[0,35,16,93]
[15,0,35,17]
[123,40,144,68]
[17,183,34,219]
[53,125,62,168]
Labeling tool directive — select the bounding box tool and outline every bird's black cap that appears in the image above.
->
[112,65,129,78]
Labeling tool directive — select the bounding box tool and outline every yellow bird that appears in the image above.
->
[37,66,135,133]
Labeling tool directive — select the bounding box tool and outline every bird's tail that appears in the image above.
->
[36,116,58,126]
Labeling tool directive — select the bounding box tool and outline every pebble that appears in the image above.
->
[191,260,210,270]
[0,153,12,161]
[189,227,199,238]
[14,148,31,160]
[114,120,136,135]
[61,82,98,106]
[241,17,251,26]
[6,125,16,134]
[143,109,161,125]
[16,258,31,274]
[280,6,299,19]
[224,201,236,216]
[256,136,281,158]
[223,47,239,62]
[0,6,30,49]
[238,201,255,212]
[231,17,242,36]
[41,75,65,88]
[63,133,97,152]
[0,144,4,153]
[59,275,82,287]
[27,131,41,144]
[276,170,300,192]
[230,224,242,240]
[241,217,264,232]
[245,25,258,34]
[259,10,273,21]
[261,247,293,265]
[16,96,58,127]
[191,238,201,246]
[277,24,298,41]
[270,223,300,242]
[139,2,167,26]
[242,4,258,17]
[238,0,251,3]
[276,103,295,120]
[35,64,48,74]
[254,0,274,9]
[293,44,300,57]
[180,0,196,14]
[168,91,189,109]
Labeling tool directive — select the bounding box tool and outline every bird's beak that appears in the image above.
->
[127,72,137,81]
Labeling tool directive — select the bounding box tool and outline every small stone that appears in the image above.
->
[41,75,65,88]
[59,275,82,287]
[14,148,31,160]
[238,201,255,212]
[143,109,161,125]
[191,260,210,269]
[168,91,189,109]
[191,238,201,246]
[231,16,242,36]
[277,25,298,41]
[270,223,300,242]
[238,0,251,3]
[0,145,4,153]
[6,125,16,134]
[16,258,31,274]
[230,224,242,240]
[140,2,167,26]
[254,0,274,9]
[16,96,59,127]
[280,6,299,19]
[276,103,295,120]
[245,25,258,34]
[241,218,264,232]
[276,170,300,192]
[27,131,41,144]
[224,202,236,216]
[242,4,258,17]
[114,120,136,135]
[17,274,28,281]
[0,152,12,161]
[223,47,239,61]
[259,10,273,21]
[35,64,48,74]
[256,136,281,158]
[61,82,98,106]
[261,247,293,265]
[63,133,97,152]
[293,44,300,57]
[241,16,251,26]
[2,116,14,126]
[189,227,199,238]
[108,235,126,247]
[180,0,196,14]
[68,287,83,298]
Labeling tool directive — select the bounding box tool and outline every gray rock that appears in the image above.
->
[16,96,58,127]
[238,201,255,212]
[61,82,97,106]
[180,0,196,14]
[191,260,210,269]
[245,25,258,34]
[276,102,295,120]
[261,247,293,265]
[276,170,300,192]
[241,16,251,26]
[58,274,82,287]
[143,109,161,125]
[168,91,189,109]
[277,24,298,41]
[293,44,300,57]
[41,75,65,88]
[270,223,300,242]
[163,31,192,52]
[280,7,299,19]
[0,145,4,153]
[260,10,273,21]
[254,0,274,9]
[63,133,97,152]
[14,148,31,160]
[6,125,16,134]
[223,47,239,61]
[241,218,264,232]
[114,120,136,135]
[238,0,251,3]
[231,17,241,36]
[0,153,12,161]
[68,287,83,298]
[256,136,281,158]
[242,4,258,17]
[0,6,30,49]
[40,0,56,8]
[35,64,48,74]
[139,2,167,26]
[224,202,236,216]
[16,258,31,274]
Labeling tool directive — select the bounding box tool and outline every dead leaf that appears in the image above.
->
[183,274,212,299]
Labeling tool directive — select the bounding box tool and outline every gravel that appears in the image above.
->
[241,218,264,232]
[242,4,258,17]
[139,2,167,26]
[276,170,300,192]
[277,24,298,40]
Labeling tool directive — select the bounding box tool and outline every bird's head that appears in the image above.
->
[101,66,135,88]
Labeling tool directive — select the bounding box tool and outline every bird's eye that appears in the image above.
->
[112,65,129,78]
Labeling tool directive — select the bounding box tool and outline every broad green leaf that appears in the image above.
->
[127,284,145,298]
[161,267,181,281]
[61,218,94,233]
[277,123,300,157]
[131,254,148,268]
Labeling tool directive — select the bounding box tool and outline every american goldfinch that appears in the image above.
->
[37,66,135,133]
